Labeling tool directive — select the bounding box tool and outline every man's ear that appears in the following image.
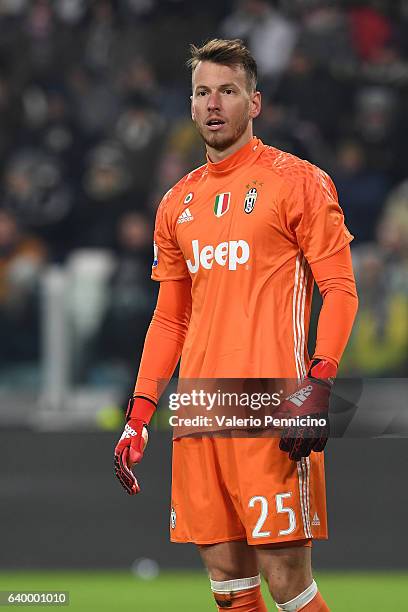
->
[250,91,262,120]
[190,95,195,121]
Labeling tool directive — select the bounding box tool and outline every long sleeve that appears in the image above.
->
[310,245,359,367]
[133,277,192,403]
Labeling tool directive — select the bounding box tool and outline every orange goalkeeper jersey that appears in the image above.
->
[152,138,353,379]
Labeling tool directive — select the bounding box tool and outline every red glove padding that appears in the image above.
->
[279,359,337,461]
[114,397,156,495]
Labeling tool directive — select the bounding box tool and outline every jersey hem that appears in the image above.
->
[247,535,327,546]
[170,534,247,545]
[151,274,190,282]
[170,534,328,545]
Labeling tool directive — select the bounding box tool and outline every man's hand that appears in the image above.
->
[279,359,337,462]
[114,419,148,494]
[114,396,156,495]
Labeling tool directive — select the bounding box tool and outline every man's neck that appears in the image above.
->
[206,128,254,163]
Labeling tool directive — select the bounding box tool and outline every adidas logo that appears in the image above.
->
[121,423,137,440]
[177,208,194,224]
[287,385,313,408]
[311,512,320,526]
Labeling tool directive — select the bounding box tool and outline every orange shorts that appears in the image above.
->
[170,436,327,545]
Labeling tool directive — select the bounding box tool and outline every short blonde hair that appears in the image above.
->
[187,38,258,92]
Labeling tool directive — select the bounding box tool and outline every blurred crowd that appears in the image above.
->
[0,0,407,388]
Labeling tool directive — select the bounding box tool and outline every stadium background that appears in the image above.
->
[0,0,407,610]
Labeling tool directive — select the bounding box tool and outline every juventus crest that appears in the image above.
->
[244,187,257,214]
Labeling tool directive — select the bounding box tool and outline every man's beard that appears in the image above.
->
[195,110,250,152]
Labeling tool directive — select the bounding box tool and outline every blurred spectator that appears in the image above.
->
[117,57,160,109]
[22,0,63,79]
[275,48,348,143]
[345,85,408,181]
[0,74,22,167]
[0,1,28,18]
[66,248,116,384]
[378,179,408,263]
[67,65,120,139]
[341,182,408,376]
[83,0,119,73]
[74,141,135,249]
[18,81,82,180]
[355,87,396,146]
[97,211,156,395]
[2,148,75,261]
[297,2,354,69]
[360,44,408,87]
[348,4,392,63]
[221,0,298,80]
[0,210,47,363]
[256,99,331,168]
[118,0,156,21]
[332,140,390,243]
[53,0,88,26]
[114,93,167,192]
[154,118,203,196]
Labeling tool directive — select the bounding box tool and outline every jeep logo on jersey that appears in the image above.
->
[186,239,250,273]
[213,192,230,217]
[244,187,257,214]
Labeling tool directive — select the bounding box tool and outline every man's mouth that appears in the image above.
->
[206,118,226,131]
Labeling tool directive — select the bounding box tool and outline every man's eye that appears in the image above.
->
[197,91,207,97]
[224,89,233,94]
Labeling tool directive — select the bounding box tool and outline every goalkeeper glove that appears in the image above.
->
[279,359,337,462]
[114,396,156,495]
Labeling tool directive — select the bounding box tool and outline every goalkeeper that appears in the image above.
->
[114,38,358,612]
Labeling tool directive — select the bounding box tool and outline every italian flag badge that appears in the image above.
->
[213,192,231,217]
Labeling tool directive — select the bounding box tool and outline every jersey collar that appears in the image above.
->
[206,137,263,176]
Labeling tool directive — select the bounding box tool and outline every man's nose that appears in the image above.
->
[207,91,221,110]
